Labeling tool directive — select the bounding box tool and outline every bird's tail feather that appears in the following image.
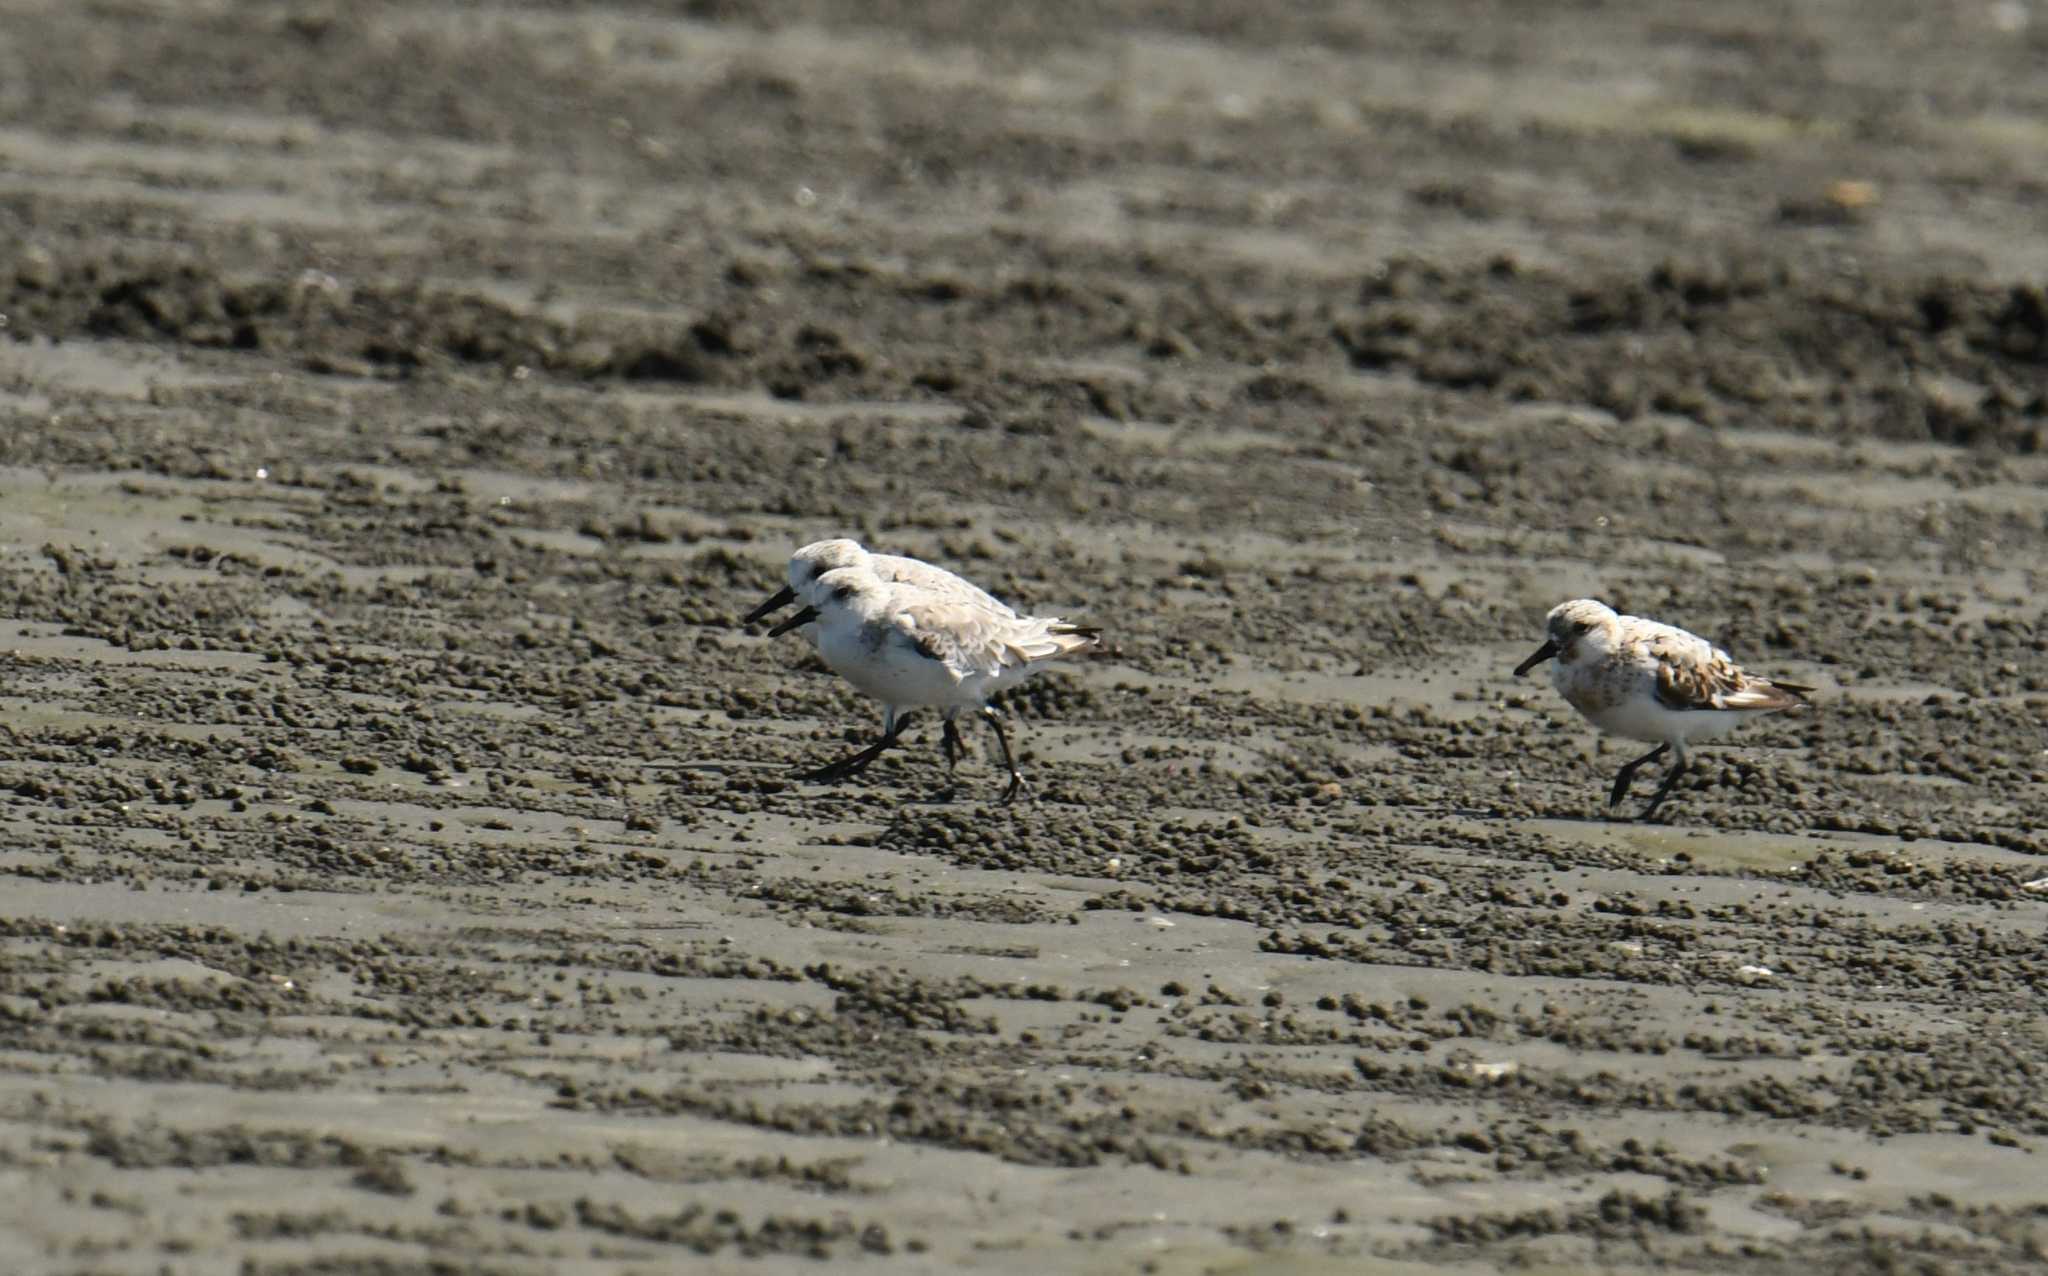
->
[1009,620,1102,663]
[1726,678,1814,711]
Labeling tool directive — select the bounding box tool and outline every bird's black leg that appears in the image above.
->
[981,706,1029,805]
[1635,752,1689,823]
[800,711,914,784]
[941,719,964,772]
[1607,742,1670,810]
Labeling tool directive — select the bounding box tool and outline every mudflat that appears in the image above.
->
[2,2,2046,1272]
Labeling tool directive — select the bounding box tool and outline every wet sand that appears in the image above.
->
[2,2,2047,1272]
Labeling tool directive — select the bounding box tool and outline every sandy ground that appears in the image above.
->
[2,1,2047,1272]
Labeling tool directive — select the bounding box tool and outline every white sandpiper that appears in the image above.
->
[762,564,1099,802]
[1513,598,1812,821]
[743,537,1024,767]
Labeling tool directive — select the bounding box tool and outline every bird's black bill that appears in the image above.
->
[1513,639,1559,677]
[743,585,798,626]
[767,605,820,638]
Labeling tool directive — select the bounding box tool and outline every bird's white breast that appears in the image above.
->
[816,614,966,709]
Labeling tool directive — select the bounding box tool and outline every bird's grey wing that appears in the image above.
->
[889,600,1018,678]
[877,555,1019,618]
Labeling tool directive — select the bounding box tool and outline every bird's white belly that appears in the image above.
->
[964,659,1038,703]
[1578,690,1744,748]
[818,629,962,708]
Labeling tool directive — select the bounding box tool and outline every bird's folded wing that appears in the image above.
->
[1648,635,1802,712]
[893,603,1096,675]
[891,601,1019,677]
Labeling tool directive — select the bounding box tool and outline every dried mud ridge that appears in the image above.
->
[4,0,2048,1272]
[7,246,2047,454]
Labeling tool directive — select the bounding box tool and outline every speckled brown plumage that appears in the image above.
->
[1516,598,1815,821]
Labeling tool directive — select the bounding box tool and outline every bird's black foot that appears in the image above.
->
[1633,757,1688,823]
[1606,743,1670,814]
[978,707,1033,806]
[797,756,868,784]
[796,714,916,788]
[797,740,890,784]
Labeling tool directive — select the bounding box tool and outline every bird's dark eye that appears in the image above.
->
[833,585,854,601]
[1573,621,1592,634]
